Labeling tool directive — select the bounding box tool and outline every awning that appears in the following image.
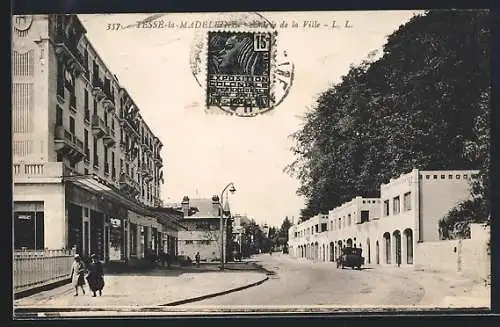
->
[64,174,186,231]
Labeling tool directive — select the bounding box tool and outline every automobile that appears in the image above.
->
[336,247,365,270]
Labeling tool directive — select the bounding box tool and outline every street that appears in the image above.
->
[182,253,490,308]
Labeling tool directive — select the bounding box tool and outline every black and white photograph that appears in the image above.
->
[11,9,491,318]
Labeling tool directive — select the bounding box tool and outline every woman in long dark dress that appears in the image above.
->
[70,254,86,296]
[86,254,105,297]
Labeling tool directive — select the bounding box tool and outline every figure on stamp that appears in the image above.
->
[209,33,268,76]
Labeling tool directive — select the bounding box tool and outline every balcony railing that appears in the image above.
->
[13,162,64,183]
[154,156,163,167]
[54,125,86,165]
[13,248,75,294]
[91,76,105,101]
[119,173,140,196]
[140,162,154,182]
[102,126,116,147]
[91,114,107,138]
[69,93,77,113]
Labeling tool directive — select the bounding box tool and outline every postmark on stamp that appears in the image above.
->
[207,31,272,112]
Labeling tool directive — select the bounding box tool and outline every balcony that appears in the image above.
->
[119,173,140,196]
[69,93,77,113]
[154,156,163,168]
[153,198,164,208]
[102,98,115,114]
[91,114,107,138]
[91,76,106,101]
[102,126,116,147]
[54,16,87,77]
[140,163,153,182]
[13,162,64,184]
[120,117,140,139]
[54,125,86,165]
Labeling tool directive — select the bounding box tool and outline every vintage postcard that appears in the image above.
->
[11,10,491,318]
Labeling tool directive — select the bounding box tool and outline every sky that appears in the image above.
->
[78,11,421,228]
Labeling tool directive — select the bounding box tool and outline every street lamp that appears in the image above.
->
[219,182,236,271]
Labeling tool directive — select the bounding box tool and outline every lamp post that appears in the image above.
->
[219,182,236,271]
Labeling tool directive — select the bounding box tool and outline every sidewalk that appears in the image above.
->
[14,267,268,308]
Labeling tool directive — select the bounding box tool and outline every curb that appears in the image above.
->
[14,278,72,300]
[160,275,270,306]
[14,275,270,312]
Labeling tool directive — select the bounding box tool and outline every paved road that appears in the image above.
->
[181,253,488,308]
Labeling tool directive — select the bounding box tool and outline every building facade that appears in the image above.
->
[288,169,479,267]
[171,196,231,262]
[12,14,177,263]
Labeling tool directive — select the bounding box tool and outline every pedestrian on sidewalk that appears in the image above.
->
[70,254,87,296]
[86,254,105,297]
[195,252,201,268]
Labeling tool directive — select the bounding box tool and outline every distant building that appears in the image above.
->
[174,196,232,262]
[288,169,479,266]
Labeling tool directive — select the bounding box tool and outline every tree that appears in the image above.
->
[286,10,490,220]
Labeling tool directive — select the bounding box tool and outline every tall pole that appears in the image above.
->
[219,182,235,271]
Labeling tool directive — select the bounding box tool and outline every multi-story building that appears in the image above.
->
[170,196,231,262]
[12,14,179,263]
[288,169,478,267]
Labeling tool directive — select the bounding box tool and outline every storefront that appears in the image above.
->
[13,201,45,250]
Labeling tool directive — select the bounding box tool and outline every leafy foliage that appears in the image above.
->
[286,10,490,222]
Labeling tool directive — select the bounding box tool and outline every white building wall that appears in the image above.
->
[418,170,478,242]
[289,169,479,267]
[177,230,222,261]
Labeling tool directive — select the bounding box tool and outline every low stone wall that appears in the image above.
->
[415,224,490,282]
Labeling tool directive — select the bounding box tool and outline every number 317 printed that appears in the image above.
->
[253,33,271,52]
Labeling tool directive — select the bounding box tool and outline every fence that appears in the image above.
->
[13,248,75,294]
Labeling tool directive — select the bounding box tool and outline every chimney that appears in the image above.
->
[181,196,189,217]
[212,195,220,217]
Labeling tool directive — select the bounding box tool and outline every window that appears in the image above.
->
[104,110,108,126]
[84,90,89,121]
[84,129,89,157]
[403,192,412,211]
[347,214,351,226]
[441,175,445,179]
[433,175,438,179]
[360,210,369,223]
[464,174,468,179]
[57,61,65,98]
[111,152,116,179]
[120,159,123,173]
[56,106,63,126]
[456,175,461,179]
[93,99,97,115]
[93,136,98,165]
[393,196,400,215]
[338,218,341,229]
[185,240,194,245]
[315,225,319,233]
[383,200,390,216]
[69,117,75,135]
[425,175,430,179]
[449,174,453,179]
[84,168,89,174]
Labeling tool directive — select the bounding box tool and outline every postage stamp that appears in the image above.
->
[206,31,273,115]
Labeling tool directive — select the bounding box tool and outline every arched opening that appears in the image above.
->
[330,242,335,261]
[347,238,353,247]
[315,242,319,261]
[375,240,380,264]
[366,238,371,264]
[383,232,391,264]
[393,230,401,266]
[404,229,413,264]
[322,244,326,261]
